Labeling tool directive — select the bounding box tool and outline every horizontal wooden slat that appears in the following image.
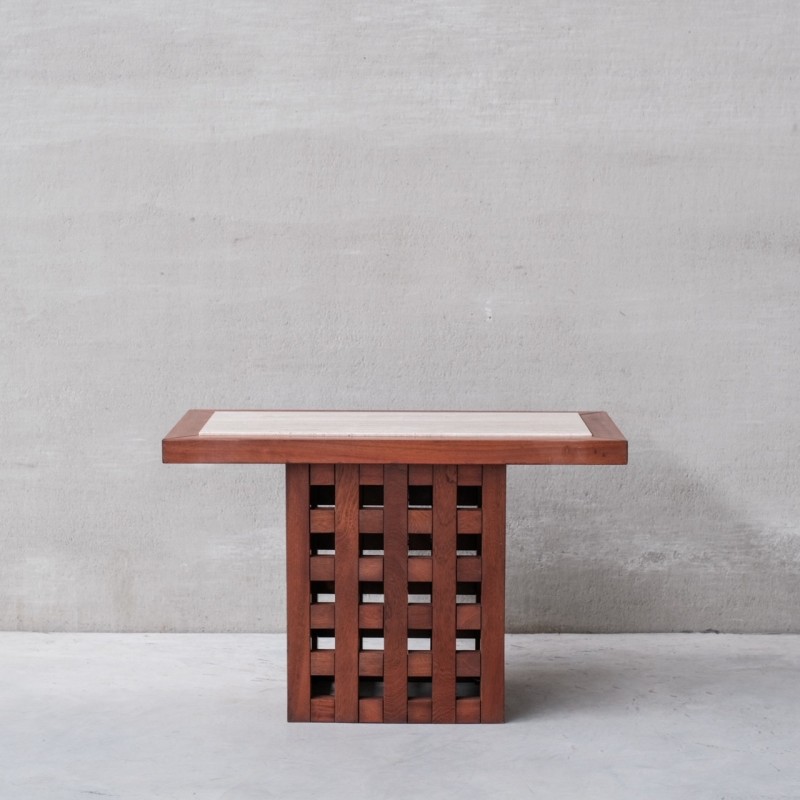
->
[408,509,432,533]
[457,557,481,582]
[457,509,482,534]
[407,698,432,723]
[310,555,335,581]
[358,556,383,582]
[408,603,433,631]
[359,464,384,485]
[310,603,335,629]
[456,697,481,723]
[407,604,432,629]
[456,604,481,630]
[359,697,384,723]
[310,464,335,484]
[310,509,335,532]
[457,465,482,485]
[456,652,481,677]
[310,651,335,675]
[358,604,384,629]
[310,697,335,722]
[359,508,383,533]
[408,465,433,484]
[408,652,432,677]
[359,651,384,677]
[408,557,432,582]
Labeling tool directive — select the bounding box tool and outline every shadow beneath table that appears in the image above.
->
[504,662,627,722]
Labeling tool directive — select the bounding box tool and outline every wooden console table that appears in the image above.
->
[162,410,626,724]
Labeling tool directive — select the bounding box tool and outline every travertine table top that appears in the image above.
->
[198,411,591,439]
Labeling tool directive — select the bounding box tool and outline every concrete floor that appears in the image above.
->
[0,634,798,800]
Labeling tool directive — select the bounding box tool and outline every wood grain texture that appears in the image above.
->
[457,557,482,583]
[407,604,433,629]
[309,603,335,629]
[458,465,483,485]
[480,465,506,723]
[359,464,384,485]
[358,604,383,629]
[456,604,481,630]
[334,464,359,722]
[162,409,214,441]
[162,410,628,465]
[358,557,383,582]
[359,698,383,723]
[432,465,457,723]
[457,509,482,533]
[358,651,383,677]
[407,698,432,723]
[407,652,432,677]
[456,697,481,723]
[286,463,311,722]
[310,697,335,722]
[383,464,409,723]
[309,464,335,484]
[456,652,481,677]
[310,651,334,675]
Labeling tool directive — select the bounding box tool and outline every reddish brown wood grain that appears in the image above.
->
[358,604,383,629]
[358,651,383,677]
[286,464,311,722]
[456,697,481,723]
[310,464,335,484]
[383,464,409,723]
[457,465,483,485]
[309,555,334,581]
[407,652,432,677]
[359,698,383,723]
[408,465,433,484]
[456,651,481,677]
[358,509,383,533]
[310,651,334,675]
[408,557,432,582]
[457,509,482,533]
[432,465,457,723]
[480,465,506,723]
[334,464,359,723]
[358,557,383,582]
[310,696,335,722]
[359,464,384,485]
[407,605,433,629]
[408,510,433,534]
[162,409,214,441]
[309,603,335,628]
[456,557,482,583]
[456,604,481,629]
[310,509,335,532]
[407,698,432,723]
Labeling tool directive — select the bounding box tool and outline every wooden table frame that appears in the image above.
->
[163,410,626,724]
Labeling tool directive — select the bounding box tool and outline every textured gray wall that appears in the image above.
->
[2,1,798,632]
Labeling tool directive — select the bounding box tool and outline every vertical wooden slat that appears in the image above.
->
[481,464,506,723]
[383,464,408,723]
[334,463,359,722]
[432,464,457,723]
[286,463,311,722]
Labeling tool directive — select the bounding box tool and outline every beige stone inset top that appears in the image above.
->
[198,411,592,439]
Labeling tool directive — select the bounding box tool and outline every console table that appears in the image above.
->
[162,410,626,724]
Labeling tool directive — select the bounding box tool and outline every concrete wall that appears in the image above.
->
[2,1,798,632]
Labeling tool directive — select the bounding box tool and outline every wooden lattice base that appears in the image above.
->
[286,463,506,723]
